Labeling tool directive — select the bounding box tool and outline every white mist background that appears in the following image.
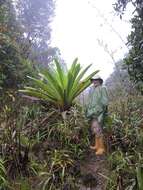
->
[51,0,133,80]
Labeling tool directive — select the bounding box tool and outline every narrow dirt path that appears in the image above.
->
[79,151,108,190]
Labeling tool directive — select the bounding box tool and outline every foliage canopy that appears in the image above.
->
[114,0,143,93]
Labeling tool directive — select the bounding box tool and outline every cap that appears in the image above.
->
[90,75,103,83]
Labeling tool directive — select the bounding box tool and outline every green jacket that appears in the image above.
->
[85,85,109,123]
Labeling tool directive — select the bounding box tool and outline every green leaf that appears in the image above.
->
[136,166,143,190]
[54,59,65,88]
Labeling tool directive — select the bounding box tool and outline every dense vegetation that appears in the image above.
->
[106,63,143,188]
[0,0,143,189]
[104,2,143,188]
[107,95,143,189]
[114,0,143,93]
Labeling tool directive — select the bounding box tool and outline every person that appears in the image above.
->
[85,76,109,155]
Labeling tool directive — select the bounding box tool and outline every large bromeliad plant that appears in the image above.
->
[20,58,99,111]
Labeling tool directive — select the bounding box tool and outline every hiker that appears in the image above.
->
[85,76,109,155]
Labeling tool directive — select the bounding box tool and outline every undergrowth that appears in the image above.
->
[107,95,143,190]
[0,91,89,189]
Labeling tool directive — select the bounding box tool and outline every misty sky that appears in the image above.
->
[51,0,133,80]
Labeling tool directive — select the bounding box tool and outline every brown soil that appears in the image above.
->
[79,151,109,190]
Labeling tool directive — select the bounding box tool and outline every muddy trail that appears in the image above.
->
[79,151,108,190]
